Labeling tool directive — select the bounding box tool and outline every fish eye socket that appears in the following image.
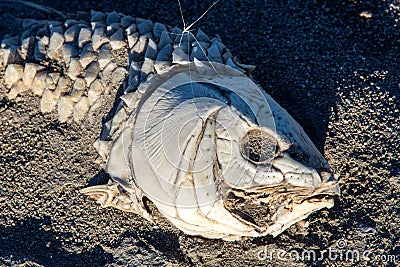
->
[239,128,278,164]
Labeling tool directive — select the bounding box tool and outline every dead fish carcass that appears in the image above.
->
[0,11,340,240]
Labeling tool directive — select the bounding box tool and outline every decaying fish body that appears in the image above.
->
[1,11,339,240]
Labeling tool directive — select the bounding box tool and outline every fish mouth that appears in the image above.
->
[223,171,340,237]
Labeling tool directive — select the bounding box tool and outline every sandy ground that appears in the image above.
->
[0,0,399,266]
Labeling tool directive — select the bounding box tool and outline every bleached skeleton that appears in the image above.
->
[1,8,339,240]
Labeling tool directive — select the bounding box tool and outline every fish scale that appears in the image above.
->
[1,10,234,124]
[0,10,340,241]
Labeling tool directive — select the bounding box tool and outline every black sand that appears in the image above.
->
[0,0,399,266]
